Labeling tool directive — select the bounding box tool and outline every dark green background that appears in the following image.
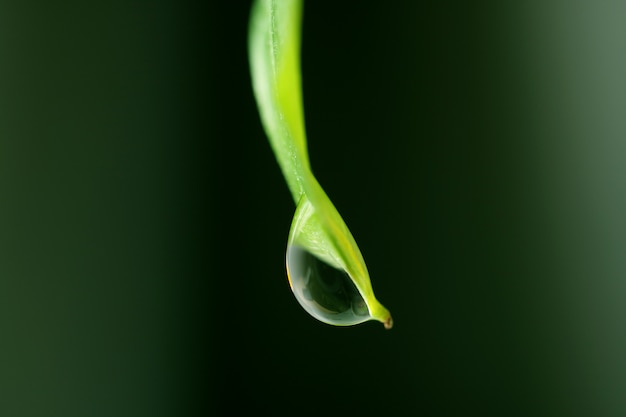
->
[2,1,626,416]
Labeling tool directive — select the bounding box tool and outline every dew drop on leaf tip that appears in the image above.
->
[286,244,372,326]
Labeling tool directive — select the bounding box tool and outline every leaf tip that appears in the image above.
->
[383,315,394,330]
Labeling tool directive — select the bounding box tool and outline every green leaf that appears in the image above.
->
[249,0,392,329]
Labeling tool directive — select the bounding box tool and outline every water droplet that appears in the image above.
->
[286,244,371,326]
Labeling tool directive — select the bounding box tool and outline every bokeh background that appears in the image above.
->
[2,1,626,416]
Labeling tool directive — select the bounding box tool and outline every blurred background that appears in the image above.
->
[1,1,626,416]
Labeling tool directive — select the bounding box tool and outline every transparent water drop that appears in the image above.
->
[286,244,371,326]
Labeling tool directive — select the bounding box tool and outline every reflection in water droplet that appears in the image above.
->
[286,245,371,326]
